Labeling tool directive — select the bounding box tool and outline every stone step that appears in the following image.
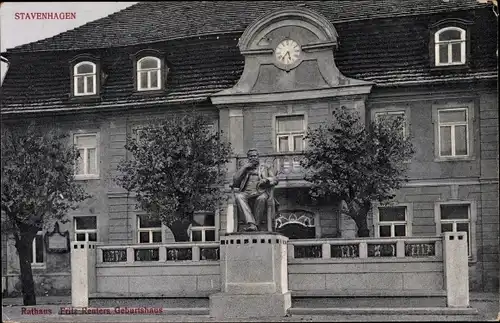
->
[292,296,447,308]
[90,295,448,309]
[289,307,481,322]
[89,297,209,308]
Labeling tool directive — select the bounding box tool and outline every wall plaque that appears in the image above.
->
[44,222,70,253]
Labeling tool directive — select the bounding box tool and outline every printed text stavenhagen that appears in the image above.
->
[15,12,76,20]
[59,307,164,315]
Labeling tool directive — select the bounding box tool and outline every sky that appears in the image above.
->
[0,2,138,82]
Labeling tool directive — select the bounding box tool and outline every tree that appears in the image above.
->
[301,108,415,237]
[1,123,90,305]
[116,112,232,241]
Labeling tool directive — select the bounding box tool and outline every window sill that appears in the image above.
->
[430,64,470,74]
[434,156,476,162]
[74,174,100,181]
[67,94,101,102]
[132,89,165,96]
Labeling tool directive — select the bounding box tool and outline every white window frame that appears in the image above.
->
[31,231,45,268]
[435,200,477,260]
[437,107,469,158]
[74,216,98,242]
[432,102,474,162]
[275,114,306,153]
[188,210,219,242]
[373,203,413,238]
[137,56,161,91]
[136,214,163,244]
[73,61,97,96]
[73,132,100,180]
[435,27,466,66]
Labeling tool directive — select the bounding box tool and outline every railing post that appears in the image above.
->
[435,240,443,258]
[97,247,103,263]
[159,246,166,261]
[359,242,368,258]
[396,240,405,258]
[443,232,469,307]
[321,243,331,259]
[287,243,294,260]
[71,242,97,307]
[126,247,134,264]
[192,245,200,261]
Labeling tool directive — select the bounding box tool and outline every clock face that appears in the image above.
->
[275,39,301,65]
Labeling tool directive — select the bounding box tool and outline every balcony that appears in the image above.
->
[235,152,307,186]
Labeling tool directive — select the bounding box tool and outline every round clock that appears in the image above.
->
[275,39,301,65]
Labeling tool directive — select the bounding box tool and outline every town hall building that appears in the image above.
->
[1,0,498,304]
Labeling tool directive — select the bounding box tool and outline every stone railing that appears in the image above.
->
[72,233,468,308]
[97,242,220,264]
[235,152,306,180]
[286,233,469,308]
[288,236,442,260]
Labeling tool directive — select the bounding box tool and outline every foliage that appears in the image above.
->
[1,122,90,305]
[301,108,415,237]
[116,112,232,233]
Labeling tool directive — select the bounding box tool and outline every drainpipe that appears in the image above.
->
[1,56,10,85]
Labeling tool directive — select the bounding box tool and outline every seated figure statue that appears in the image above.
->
[232,148,279,232]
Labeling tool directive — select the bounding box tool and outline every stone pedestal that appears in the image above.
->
[209,233,291,319]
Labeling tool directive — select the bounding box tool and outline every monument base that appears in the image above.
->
[209,291,291,319]
[209,232,290,319]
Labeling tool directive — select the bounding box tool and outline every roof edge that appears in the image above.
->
[3,4,491,55]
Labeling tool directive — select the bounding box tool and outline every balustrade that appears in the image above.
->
[288,237,442,260]
[97,242,220,264]
[235,152,306,178]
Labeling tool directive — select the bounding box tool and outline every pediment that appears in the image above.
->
[211,7,372,105]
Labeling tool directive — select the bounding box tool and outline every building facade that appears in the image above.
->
[1,0,498,296]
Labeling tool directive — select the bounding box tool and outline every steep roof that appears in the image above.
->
[1,1,497,115]
[4,0,490,54]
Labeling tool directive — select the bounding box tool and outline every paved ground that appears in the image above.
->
[2,293,498,322]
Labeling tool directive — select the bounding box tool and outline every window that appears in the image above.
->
[374,205,411,238]
[137,57,161,91]
[276,115,305,152]
[438,108,469,157]
[436,202,475,257]
[374,110,407,138]
[132,127,147,140]
[29,231,44,266]
[74,216,97,242]
[435,27,466,66]
[74,133,99,178]
[137,214,162,243]
[73,61,97,96]
[189,212,216,242]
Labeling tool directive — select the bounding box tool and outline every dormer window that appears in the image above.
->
[137,56,161,91]
[434,27,466,66]
[73,61,97,96]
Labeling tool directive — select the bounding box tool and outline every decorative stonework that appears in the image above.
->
[211,7,373,105]
[275,209,315,229]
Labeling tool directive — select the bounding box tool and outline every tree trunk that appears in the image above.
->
[353,216,370,237]
[170,211,194,242]
[347,201,371,238]
[16,233,37,305]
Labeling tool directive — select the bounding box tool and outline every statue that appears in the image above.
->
[232,148,279,232]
